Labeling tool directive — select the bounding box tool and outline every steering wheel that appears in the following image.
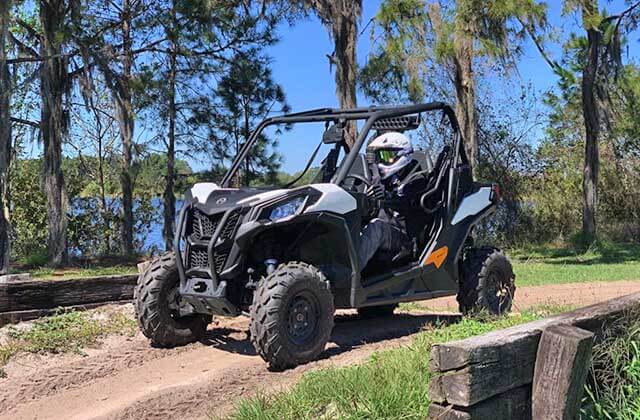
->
[342,173,372,192]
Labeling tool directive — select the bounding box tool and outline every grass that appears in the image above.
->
[226,305,569,420]
[27,265,138,280]
[509,242,640,287]
[9,251,139,280]
[581,312,640,419]
[0,308,136,377]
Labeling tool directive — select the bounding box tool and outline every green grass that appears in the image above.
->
[581,313,640,419]
[509,243,640,287]
[226,306,569,420]
[0,309,136,376]
[27,265,138,280]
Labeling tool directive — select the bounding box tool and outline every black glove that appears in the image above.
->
[365,183,384,200]
[364,184,384,218]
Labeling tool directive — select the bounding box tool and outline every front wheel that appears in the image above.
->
[250,262,335,371]
[457,247,516,315]
[134,252,210,347]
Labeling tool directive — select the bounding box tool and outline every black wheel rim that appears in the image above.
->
[485,269,512,314]
[286,291,319,345]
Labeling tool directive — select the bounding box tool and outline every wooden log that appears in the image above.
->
[429,332,539,406]
[428,385,531,420]
[0,274,138,313]
[0,300,131,326]
[0,273,31,283]
[429,291,640,406]
[532,324,594,420]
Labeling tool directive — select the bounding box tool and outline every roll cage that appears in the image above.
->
[220,102,466,190]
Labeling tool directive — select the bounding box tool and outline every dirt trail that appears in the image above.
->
[2,280,639,420]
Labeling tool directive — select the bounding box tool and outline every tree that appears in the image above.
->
[207,54,289,185]
[71,0,144,257]
[362,0,547,177]
[528,0,640,241]
[40,0,72,265]
[0,0,11,274]
[304,1,362,147]
[69,81,120,254]
[152,0,283,250]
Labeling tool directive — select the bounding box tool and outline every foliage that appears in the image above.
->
[9,154,167,259]
[581,312,640,419]
[361,0,548,104]
[207,54,290,186]
[8,158,48,259]
[227,306,565,420]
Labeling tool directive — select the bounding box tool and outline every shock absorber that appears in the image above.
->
[262,235,278,275]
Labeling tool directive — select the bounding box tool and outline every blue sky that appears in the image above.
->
[259,0,639,173]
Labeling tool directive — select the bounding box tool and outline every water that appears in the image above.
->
[142,198,184,253]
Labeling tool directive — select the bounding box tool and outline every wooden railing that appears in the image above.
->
[428,291,640,419]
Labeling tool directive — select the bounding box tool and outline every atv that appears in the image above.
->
[134,103,516,370]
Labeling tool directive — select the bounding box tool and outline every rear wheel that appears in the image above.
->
[134,252,210,347]
[457,247,516,315]
[250,262,335,371]
[357,304,398,319]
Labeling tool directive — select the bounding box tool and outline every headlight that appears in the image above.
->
[269,196,306,221]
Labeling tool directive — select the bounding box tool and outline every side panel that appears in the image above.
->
[304,184,357,215]
[451,187,493,225]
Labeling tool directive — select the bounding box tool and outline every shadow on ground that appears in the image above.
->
[200,312,461,361]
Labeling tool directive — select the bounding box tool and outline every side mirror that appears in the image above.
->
[322,124,344,144]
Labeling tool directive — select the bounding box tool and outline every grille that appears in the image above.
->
[191,209,223,240]
[214,252,228,273]
[220,210,241,240]
[186,209,241,274]
[187,248,229,273]
[189,248,209,268]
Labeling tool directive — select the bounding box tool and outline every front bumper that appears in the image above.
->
[174,203,247,316]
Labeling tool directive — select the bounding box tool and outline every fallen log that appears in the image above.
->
[0,274,138,315]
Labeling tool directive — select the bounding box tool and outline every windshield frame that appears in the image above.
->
[219,102,461,188]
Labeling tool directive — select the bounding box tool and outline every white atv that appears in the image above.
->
[135,103,516,370]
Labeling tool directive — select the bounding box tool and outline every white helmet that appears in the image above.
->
[367,132,414,180]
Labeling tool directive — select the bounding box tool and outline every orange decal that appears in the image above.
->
[424,246,449,269]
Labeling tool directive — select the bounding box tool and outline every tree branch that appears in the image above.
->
[11,117,40,128]
[517,17,564,75]
[8,32,39,58]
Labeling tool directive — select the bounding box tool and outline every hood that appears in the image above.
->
[184,182,287,214]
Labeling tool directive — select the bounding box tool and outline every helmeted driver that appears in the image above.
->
[358,131,419,270]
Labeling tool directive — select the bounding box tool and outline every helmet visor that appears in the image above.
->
[376,149,401,165]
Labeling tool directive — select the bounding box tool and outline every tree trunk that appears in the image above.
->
[243,103,250,185]
[94,107,111,253]
[163,10,177,251]
[119,0,134,256]
[581,10,601,242]
[39,0,69,266]
[453,32,478,178]
[311,0,361,148]
[331,1,360,148]
[0,0,11,274]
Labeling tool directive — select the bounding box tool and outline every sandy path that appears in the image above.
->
[422,279,640,312]
[1,280,639,420]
